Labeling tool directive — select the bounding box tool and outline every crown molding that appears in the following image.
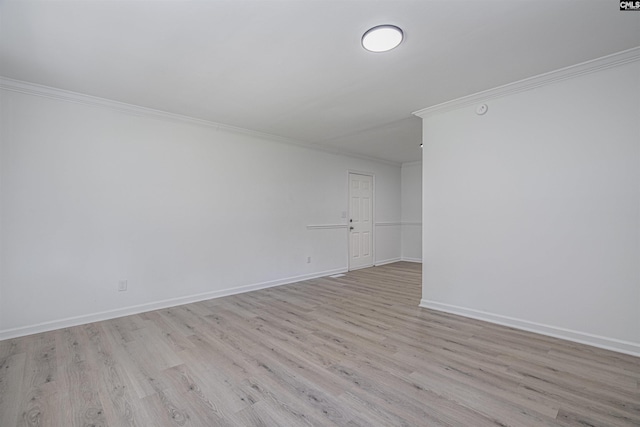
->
[413,47,640,119]
[401,160,422,167]
[0,76,401,167]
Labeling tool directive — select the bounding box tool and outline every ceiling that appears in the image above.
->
[1,1,639,164]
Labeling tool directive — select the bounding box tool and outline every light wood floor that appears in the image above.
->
[1,262,639,426]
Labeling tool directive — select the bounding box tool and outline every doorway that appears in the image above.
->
[348,172,374,270]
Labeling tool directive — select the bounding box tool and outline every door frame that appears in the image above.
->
[347,170,375,271]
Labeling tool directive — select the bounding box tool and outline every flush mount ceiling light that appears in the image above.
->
[362,25,403,52]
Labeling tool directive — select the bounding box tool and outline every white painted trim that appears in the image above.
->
[375,257,402,266]
[0,76,401,167]
[401,222,422,226]
[419,299,640,357]
[413,47,640,118]
[401,257,422,263]
[0,267,347,341]
[375,222,402,227]
[306,224,348,230]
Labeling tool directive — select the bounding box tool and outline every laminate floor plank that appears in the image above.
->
[238,376,332,427]
[1,261,639,426]
[17,380,65,427]
[84,323,145,427]
[0,352,27,426]
[55,326,108,427]
[231,400,283,427]
[159,364,238,426]
[137,311,196,354]
[178,345,258,414]
[16,332,67,427]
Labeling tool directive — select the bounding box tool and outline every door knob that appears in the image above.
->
[350,226,354,230]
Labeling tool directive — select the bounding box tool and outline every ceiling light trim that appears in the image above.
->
[413,46,640,118]
[362,24,403,52]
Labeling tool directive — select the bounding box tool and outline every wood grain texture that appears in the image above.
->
[1,262,638,426]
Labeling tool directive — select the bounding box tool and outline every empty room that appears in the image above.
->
[1,1,639,426]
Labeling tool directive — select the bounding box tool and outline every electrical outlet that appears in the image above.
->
[118,280,128,292]
[307,256,311,263]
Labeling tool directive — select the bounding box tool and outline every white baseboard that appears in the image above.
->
[419,299,640,358]
[401,257,422,263]
[375,257,402,266]
[0,267,347,341]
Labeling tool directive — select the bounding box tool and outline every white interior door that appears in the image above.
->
[349,173,373,270]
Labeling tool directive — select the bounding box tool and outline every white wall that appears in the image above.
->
[372,170,402,266]
[0,86,401,337]
[418,58,640,356]
[401,161,422,262]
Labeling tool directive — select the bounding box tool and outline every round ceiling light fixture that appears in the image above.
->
[362,25,403,52]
